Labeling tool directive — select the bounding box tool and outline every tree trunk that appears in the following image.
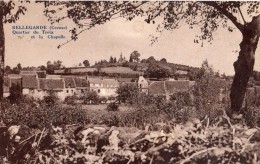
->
[0,13,4,100]
[230,15,260,112]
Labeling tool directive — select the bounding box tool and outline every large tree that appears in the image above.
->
[129,51,141,63]
[44,1,260,112]
[0,1,27,99]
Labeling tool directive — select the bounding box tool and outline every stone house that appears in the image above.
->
[148,80,195,100]
[88,77,119,98]
[138,75,149,94]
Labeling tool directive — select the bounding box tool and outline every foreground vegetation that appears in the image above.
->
[0,99,260,163]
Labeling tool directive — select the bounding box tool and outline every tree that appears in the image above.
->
[113,57,117,63]
[0,1,27,99]
[193,60,228,119]
[146,56,156,64]
[160,58,167,63]
[17,63,22,70]
[83,60,90,67]
[44,1,260,113]
[46,60,63,74]
[83,90,99,104]
[146,63,171,79]
[129,51,140,63]
[4,65,12,75]
[116,84,138,104]
[12,63,22,74]
[109,56,113,63]
[39,65,46,71]
[9,83,22,104]
[140,59,147,63]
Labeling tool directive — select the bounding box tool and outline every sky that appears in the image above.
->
[4,2,260,75]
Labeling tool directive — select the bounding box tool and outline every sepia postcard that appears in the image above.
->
[1,1,260,163]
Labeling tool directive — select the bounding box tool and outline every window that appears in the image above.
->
[67,90,69,93]
[98,89,100,93]
[81,89,84,93]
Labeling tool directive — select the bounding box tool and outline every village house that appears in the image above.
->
[138,75,149,94]
[148,80,195,100]
[62,76,89,95]
[88,77,119,98]
[19,74,89,101]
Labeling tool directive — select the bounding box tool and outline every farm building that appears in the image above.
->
[148,80,195,100]
[4,74,89,101]
[88,77,119,98]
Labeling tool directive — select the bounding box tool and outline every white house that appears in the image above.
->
[88,77,119,98]
[138,75,149,94]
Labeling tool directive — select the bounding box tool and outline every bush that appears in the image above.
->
[106,102,119,112]
[83,90,99,104]
[64,95,78,105]
[43,91,59,106]
[193,60,228,120]
[0,100,87,128]
[116,84,138,104]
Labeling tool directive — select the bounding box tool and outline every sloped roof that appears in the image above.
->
[64,76,76,88]
[20,71,38,75]
[74,77,89,88]
[148,80,194,95]
[165,80,191,94]
[148,81,165,95]
[121,82,137,87]
[22,75,38,89]
[88,78,119,86]
[117,78,136,83]
[39,78,64,90]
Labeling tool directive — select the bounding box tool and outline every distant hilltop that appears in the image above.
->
[53,60,200,81]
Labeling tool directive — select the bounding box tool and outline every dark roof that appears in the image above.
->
[148,81,165,95]
[121,82,137,87]
[148,80,194,95]
[64,77,76,88]
[39,79,64,90]
[22,75,38,89]
[74,77,89,88]
[165,80,191,94]
[117,78,136,83]
[88,78,119,86]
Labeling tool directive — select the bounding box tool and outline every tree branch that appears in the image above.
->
[238,6,246,25]
[202,1,244,32]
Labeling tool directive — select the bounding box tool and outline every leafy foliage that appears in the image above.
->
[8,83,22,104]
[116,84,138,104]
[146,63,171,79]
[193,60,228,119]
[1,112,260,164]
[83,90,100,104]
[129,51,141,63]
[106,102,119,112]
